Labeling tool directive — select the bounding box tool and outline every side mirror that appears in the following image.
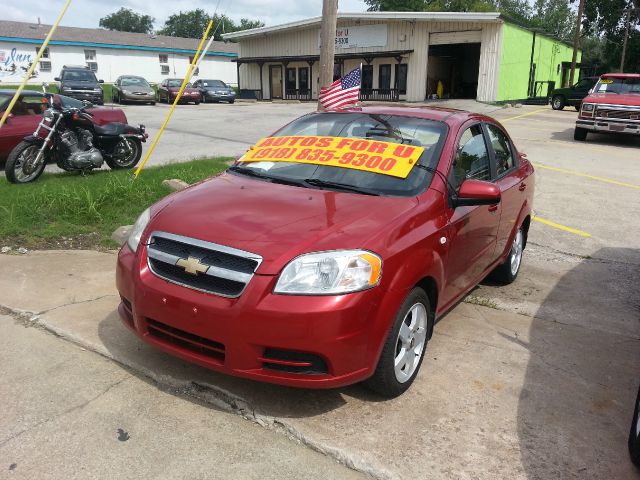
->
[99,79,104,83]
[454,179,501,207]
[54,77,61,82]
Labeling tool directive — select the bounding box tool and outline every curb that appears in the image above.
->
[2,303,396,480]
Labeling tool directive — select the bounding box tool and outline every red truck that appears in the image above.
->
[575,73,640,141]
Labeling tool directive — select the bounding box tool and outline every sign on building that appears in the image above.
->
[319,24,388,50]
[0,47,37,81]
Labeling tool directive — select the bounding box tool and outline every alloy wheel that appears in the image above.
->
[394,303,428,383]
[13,145,43,183]
[510,229,524,276]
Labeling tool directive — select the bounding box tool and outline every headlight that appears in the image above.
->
[122,89,131,94]
[582,103,595,112]
[274,250,382,295]
[94,87,103,93]
[43,109,55,121]
[127,208,151,252]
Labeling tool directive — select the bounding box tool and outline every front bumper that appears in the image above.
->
[116,245,391,389]
[205,91,236,102]
[576,118,640,135]
[172,93,201,103]
[61,90,103,104]
[122,92,155,103]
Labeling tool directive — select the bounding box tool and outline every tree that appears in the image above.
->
[159,9,265,41]
[530,0,575,40]
[99,8,154,34]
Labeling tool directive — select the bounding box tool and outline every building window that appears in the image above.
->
[395,64,408,95]
[333,62,342,81]
[188,56,199,76]
[362,65,373,90]
[84,49,96,61]
[298,67,309,92]
[160,64,170,75]
[39,61,52,72]
[379,64,391,90]
[159,54,168,64]
[285,67,297,92]
[86,62,98,72]
[37,47,50,58]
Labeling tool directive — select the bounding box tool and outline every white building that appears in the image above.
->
[0,20,239,86]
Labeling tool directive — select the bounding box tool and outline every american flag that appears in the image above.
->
[319,67,361,110]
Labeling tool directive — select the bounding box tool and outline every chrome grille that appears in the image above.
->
[595,105,640,122]
[147,231,262,298]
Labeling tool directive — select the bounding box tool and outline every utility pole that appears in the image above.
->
[620,9,632,72]
[569,0,585,87]
[318,0,338,110]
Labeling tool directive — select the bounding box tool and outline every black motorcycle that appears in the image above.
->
[5,94,147,184]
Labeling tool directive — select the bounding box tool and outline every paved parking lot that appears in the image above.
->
[1,101,639,479]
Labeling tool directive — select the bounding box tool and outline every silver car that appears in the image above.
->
[113,76,155,105]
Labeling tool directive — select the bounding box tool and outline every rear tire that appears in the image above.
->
[105,138,142,170]
[5,141,46,184]
[229,99,235,104]
[490,226,525,285]
[551,95,565,110]
[574,127,588,141]
[364,288,432,398]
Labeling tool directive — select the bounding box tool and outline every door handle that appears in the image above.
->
[488,205,499,213]
[518,183,527,192]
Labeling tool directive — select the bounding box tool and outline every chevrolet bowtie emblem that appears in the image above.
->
[176,256,209,275]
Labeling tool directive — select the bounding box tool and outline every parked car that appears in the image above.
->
[116,106,534,398]
[0,90,127,163]
[55,65,104,105]
[193,79,236,103]
[550,76,599,111]
[156,79,201,104]
[112,76,155,105]
[574,73,640,141]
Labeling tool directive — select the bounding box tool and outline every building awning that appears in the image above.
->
[235,50,414,64]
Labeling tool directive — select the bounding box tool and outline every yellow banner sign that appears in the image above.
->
[241,136,425,178]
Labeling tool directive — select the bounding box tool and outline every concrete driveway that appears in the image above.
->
[1,101,639,479]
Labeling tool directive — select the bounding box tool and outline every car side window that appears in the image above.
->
[486,124,514,176]
[451,125,491,190]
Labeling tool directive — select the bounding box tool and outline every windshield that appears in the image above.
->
[594,77,640,94]
[57,94,86,109]
[121,77,150,87]
[233,112,447,197]
[167,80,189,87]
[62,70,97,82]
[203,80,227,88]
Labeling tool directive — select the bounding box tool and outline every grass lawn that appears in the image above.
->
[0,157,231,250]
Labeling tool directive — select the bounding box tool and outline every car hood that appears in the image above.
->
[168,86,198,93]
[146,172,419,275]
[583,93,640,107]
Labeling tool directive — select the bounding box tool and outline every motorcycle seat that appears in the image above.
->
[93,123,135,136]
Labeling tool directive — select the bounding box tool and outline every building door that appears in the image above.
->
[270,65,283,99]
[427,43,481,99]
[362,65,374,91]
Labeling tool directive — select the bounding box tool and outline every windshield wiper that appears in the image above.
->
[302,178,380,196]
[228,165,305,187]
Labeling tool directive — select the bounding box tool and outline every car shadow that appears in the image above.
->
[549,127,640,149]
[513,247,640,479]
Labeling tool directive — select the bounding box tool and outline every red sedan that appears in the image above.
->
[0,90,127,163]
[116,107,534,397]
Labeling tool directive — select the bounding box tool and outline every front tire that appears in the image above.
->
[364,288,432,398]
[574,127,588,141]
[552,95,565,110]
[5,141,46,184]
[629,384,640,467]
[105,138,142,170]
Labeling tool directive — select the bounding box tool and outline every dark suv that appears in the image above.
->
[55,66,104,105]
[550,77,598,111]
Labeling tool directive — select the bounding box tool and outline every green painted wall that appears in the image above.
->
[497,23,580,101]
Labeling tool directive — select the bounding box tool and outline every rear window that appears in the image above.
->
[62,70,97,82]
[594,77,640,94]
[235,112,447,197]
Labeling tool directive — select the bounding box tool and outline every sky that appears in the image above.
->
[5,0,369,30]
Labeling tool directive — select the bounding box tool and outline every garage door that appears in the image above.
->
[429,30,482,45]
